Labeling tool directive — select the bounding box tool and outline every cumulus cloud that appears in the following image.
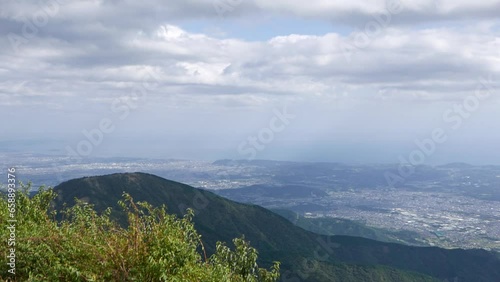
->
[1,7,498,110]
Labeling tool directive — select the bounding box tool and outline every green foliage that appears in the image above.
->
[210,238,280,282]
[0,185,279,281]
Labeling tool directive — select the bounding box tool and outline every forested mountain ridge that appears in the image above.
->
[50,172,500,282]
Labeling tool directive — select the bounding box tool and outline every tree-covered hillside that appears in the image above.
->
[49,173,500,282]
[0,186,279,281]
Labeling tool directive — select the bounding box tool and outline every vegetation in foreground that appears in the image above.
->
[0,185,280,281]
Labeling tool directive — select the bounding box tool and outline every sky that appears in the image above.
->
[0,0,499,164]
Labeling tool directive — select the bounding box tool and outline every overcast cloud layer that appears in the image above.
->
[1,0,499,164]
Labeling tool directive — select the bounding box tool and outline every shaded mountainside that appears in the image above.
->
[52,173,500,282]
[217,184,329,200]
[272,209,426,246]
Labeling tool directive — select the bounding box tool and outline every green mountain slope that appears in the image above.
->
[272,209,426,246]
[52,173,500,282]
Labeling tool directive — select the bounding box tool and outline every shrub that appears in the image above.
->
[0,185,280,281]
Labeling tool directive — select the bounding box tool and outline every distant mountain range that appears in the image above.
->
[52,172,500,282]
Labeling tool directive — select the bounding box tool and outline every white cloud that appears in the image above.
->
[1,15,499,110]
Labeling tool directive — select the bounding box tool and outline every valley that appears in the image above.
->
[4,153,500,252]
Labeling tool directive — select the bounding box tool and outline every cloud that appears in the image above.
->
[249,0,500,24]
[0,16,500,112]
[0,0,498,112]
